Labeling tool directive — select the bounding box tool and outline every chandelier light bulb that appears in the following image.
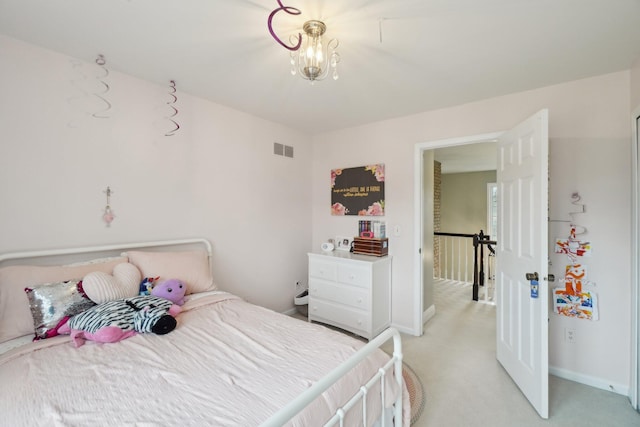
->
[316,40,324,62]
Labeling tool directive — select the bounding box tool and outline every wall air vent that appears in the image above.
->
[273,142,294,158]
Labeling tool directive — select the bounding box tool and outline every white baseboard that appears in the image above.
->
[390,323,416,336]
[549,365,629,397]
[390,305,435,337]
[423,304,436,324]
[282,307,297,316]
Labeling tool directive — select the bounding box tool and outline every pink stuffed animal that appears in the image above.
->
[151,278,186,305]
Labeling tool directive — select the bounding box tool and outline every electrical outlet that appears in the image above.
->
[565,328,576,344]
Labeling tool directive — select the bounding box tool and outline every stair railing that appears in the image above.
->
[434,230,497,302]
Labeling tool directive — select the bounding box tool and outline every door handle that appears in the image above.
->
[545,274,555,282]
[525,272,539,281]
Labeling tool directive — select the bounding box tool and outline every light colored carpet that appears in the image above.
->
[391,279,640,427]
[292,279,639,425]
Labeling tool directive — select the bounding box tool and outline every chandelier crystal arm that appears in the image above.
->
[267,1,302,51]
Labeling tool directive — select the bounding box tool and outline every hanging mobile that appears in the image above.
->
[103,186,115,227]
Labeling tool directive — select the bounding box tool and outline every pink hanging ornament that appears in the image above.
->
[103,206,115,226]
[103,186,115,227]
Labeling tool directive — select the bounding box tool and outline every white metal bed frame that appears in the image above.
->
[0,238,404,426]
[263,327,404,427]
[0,238,213,265]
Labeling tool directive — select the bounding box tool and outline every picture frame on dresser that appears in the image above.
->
[335,236,353,251]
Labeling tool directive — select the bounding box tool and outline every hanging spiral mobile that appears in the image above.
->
[165,80,180,136]
[267,0,340,83]
[92,54,112,118]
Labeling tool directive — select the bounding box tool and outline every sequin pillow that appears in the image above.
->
[24,280,96,340]
[0,257,126,344]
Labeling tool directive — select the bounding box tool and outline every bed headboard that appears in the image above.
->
[0,238,213,268]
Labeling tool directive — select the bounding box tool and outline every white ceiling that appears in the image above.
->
[1,0,640,135]
[434,141,497,174]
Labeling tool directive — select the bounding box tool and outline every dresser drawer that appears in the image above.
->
[309,259,338,281]
[309,279,370,310]
[337,264,371,288]
[309,299,370,335]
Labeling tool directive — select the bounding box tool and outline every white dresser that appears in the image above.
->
[307,252,391,340]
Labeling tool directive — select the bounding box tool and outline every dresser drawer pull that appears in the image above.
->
[357,298,363,304]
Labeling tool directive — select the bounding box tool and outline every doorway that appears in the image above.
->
[413,132,502,335]
[433,145,497,300]
[631,107,640,411]
[413,109,551,418]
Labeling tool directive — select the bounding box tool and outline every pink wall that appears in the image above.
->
[2,31,636,396]
[632,58,640,110]
[0,35,313,313]
[311,71,632,393]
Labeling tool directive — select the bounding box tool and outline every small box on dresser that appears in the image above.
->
[307,252,391,340]
[352,237,389,257]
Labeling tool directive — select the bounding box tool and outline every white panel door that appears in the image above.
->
[496,109,549,418]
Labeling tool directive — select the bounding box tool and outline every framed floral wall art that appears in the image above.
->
[331,164,385,216]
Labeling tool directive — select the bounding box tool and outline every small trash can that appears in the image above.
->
[294,289,308,317]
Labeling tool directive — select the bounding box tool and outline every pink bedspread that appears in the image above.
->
[0,292,406,426]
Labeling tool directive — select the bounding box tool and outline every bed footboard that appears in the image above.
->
[261,327,404,427]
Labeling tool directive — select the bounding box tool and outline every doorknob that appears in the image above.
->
[525,272,539,281]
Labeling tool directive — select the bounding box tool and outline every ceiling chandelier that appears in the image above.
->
[268,1,340,83]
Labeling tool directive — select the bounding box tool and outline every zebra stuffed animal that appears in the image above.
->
[59,295,182,347]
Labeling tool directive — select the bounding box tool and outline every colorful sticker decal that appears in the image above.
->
[553,288,598,320]
[560,263,589,296]
[555,225,591,261]
[554,224,598,320]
